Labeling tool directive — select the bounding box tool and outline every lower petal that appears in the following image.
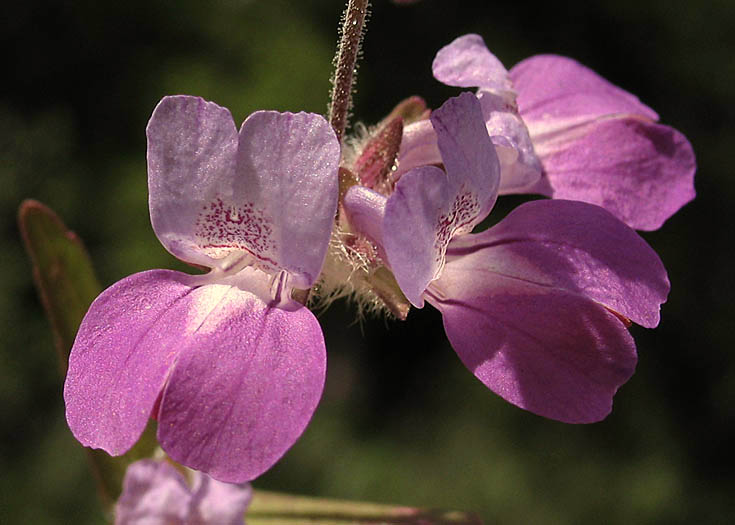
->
[531,117,696,231]
[445,199,669,328]
[64,270,195,455]
[157,285,326,483]
[428,274,637,424]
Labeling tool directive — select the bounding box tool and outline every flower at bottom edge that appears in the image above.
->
[115,458,252,525]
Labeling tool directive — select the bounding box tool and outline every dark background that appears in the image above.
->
[2,0,733,523]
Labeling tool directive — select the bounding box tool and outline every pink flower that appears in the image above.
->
[397,34,696,231]
[115,459,252,524]
[64,96,340,482]
[344,93,669,423]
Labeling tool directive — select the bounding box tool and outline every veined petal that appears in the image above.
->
[115,459,191,524]
[147,96,239,269]
[157,284,326,483]
[445,199,670,328]
[510,54,659,126]
[432,34,513,97]
[233,111,340,287]
[64,270,196,455]
[526,117,696,231]
[427,274,637,424]
[384,93,500,307]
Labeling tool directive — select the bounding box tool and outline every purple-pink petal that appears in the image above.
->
[432,34,513,96]
[64,270,195,455]
[427,274,637,424]
[510,54,659,124]
[445,199,670,328]
[157,284,326,483]
[528,117,696,231]
[65,269,326,482]
[508,54,695,229]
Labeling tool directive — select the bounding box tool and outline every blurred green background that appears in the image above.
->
[2,0,734,523]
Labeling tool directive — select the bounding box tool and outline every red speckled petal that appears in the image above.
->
[147,97,340,284]
[232,111,340,287]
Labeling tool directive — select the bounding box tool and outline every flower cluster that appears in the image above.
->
[63,30,694,509]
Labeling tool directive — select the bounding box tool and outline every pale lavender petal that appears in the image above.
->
[476,90,543,193]
[157,284,326,483]
[147,96,239,269]
[64,270,195,455]
[189,471,252,524]
[529,118,696,231]
[231,111,340,287]
[432,34,513,96]
[384,93,500,306]
[394,119,441,181]
[148,98,340,283]
[510,54,659,125]
[427,274,637,424]
[383,166,454,307]
[343,185,387,247]
[396,94,541,192]
[432,92,500,217]
[446,199,669,328]
[115,459,191,525]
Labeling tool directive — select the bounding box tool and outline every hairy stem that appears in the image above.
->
[328,0,370,143]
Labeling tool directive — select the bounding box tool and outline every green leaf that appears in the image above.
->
[18,199,157,506]
[18,199,102,371]
[247,489,483,525]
